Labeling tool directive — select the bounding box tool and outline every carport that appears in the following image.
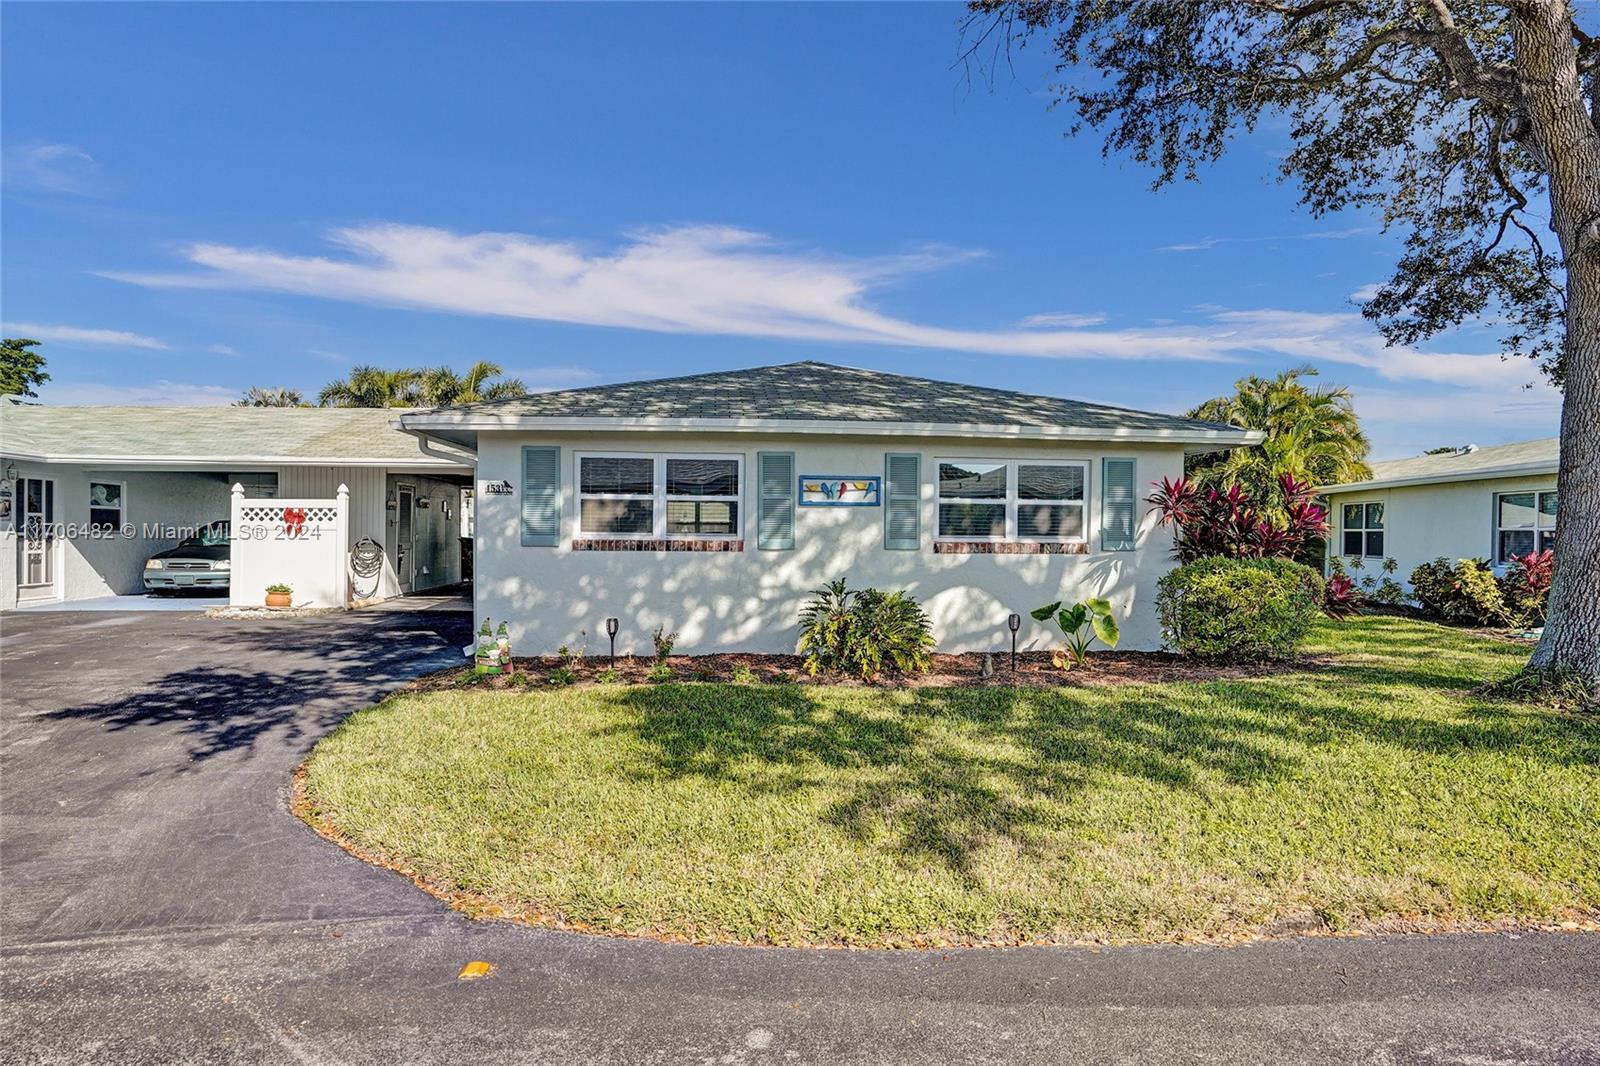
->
[1,398,475,612]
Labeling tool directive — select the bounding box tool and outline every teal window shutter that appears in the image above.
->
[884,453,920,550]
[757,451,795,550]
[1101,457,1136,551]
[521,446,560,547]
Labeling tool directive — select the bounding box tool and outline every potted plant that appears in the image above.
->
[265,583,293,608]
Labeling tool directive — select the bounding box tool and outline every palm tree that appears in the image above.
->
[414,361,528,406]
[317,366,422,408]
[1185,366,1371,515]
[234,386,306,408]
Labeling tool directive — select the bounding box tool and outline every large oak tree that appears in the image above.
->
[966,0,1599,685]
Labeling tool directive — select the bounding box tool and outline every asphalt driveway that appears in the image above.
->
[2,609,1597,1065]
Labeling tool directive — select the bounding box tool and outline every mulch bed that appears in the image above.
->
[407,649,1329,693]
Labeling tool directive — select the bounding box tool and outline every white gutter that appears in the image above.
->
[0,452,473,469]
[391,421,479,465]
[397,412,1264,447]
[1322,460,1559,494]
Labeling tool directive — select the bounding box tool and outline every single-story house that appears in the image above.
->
[0,396,474,611]
[1320,437,1559,589]
[398,361,1262,655]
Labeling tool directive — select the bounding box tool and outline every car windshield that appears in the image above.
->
[179,522,230,547]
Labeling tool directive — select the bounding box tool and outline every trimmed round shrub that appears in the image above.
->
[1156,557,1325,661]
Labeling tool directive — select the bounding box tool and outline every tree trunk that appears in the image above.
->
[1514,2,1600,684]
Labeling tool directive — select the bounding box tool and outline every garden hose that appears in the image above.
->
[349,537,386,599]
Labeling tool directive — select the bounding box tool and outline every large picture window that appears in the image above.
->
[1496,490,1557,562]
[1341,502,1384,558]
[936,458,1087,543]
[577,453,741,539]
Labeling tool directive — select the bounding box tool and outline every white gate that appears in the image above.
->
[230,483,350,608]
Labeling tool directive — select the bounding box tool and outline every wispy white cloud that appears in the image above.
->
[1157,226,1375,253]
[105,223,1536,394]
[2,321,169,350]
[2,143,100,195]
[40,379,235,406]
[1348,283,1383,302]
[206,343,238,356]
[1018,311,1108,328]
[1350,383,1561,460]
[106,223,1232,364]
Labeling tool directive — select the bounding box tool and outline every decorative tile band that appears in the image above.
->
[933,541,1088,555]
[573,538,745,553]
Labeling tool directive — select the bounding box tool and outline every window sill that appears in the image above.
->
[934,541,1087,555]
[573,538,744,552]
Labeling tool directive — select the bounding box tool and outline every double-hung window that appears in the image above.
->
[665,457,739,536]
[577,453,741,540]
[1495,490,1557,562]
[1341,502,1384,557]
[936,459,1087,543]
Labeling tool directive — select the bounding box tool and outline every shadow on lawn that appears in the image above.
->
[614,634,1600,877]
[616,683,1298,877]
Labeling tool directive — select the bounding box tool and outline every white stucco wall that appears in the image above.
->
[1324,473,1559,591]
[472,431,1186,655]
[1,461,233,609]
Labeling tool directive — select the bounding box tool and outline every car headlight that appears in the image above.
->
[145,559,165,571]
[212,559,231,571]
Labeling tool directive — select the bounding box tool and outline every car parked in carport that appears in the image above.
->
[144,520,231,594]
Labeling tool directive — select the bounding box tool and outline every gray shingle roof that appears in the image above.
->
[407,361,1251,439]
[1323,437,1559,492]
[1,396,470,467]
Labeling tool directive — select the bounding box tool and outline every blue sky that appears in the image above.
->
[1,2,1561,459]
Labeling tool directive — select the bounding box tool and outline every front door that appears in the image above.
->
[18,477,57,600]
[396,485,415,593]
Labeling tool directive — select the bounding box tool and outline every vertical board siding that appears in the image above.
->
[276,466,385,549]
[522,446,561,546]
[884,453,921,550]
[756,451,796,550]
[1101,457,1137,551]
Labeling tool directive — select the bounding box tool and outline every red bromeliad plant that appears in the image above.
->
[1148,474,1329,564]
[1512,549,1556,601]
[1323,575,1361,620]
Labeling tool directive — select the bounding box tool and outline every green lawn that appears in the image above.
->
[297,616,1599,946]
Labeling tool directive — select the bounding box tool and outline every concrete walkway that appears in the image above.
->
[2,609,1597,1065]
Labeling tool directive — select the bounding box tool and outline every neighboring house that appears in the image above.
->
[1320,437,1559,590]
[399,361,1261,654]
[0,397,474,610]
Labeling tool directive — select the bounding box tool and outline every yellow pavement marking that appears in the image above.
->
[457,960,494,980]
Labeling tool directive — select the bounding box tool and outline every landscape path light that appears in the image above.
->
[1008,612,1022,672]
[605,617,620,667]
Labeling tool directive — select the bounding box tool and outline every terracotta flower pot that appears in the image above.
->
[265,591,292,608]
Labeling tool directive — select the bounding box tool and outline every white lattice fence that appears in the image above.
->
[230,483,350,608]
